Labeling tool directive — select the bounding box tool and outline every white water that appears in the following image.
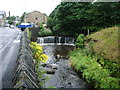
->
[37,36,75,46]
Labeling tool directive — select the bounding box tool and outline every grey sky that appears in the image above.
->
[0,0,119,17]
[0,0,61,16]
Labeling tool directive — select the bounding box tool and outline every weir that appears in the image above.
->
[36,36,75,46]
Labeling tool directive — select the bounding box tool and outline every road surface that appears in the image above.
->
[0,27,22,88]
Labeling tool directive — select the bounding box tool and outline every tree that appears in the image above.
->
[7,16,16,25]
[47,2,120,37]
[20,12,26,23]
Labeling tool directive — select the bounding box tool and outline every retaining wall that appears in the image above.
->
[13,32,41,89]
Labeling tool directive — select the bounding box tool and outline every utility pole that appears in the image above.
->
[88,29,90,35]
[9,11,10,18]
[24,12,26,23]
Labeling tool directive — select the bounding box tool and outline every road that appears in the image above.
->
[0,27,22,88]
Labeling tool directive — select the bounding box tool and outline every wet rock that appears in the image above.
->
[33,59,36,64]
[68,82,71,84]
[50,64,58,69]
[46,68,55,74]
[55,54,61,59]
[56,59,60,61]
[46,64,51,68]
[41,63,47,67]
[65,56,69,59]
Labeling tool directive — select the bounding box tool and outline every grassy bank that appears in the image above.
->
[85,26,119,63]
[69,26,120,88]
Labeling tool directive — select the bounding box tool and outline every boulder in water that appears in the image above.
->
[55,54,61,59]
[46,68,55,74]
[50,64,58,69]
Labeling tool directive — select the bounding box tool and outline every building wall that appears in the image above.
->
[25,11,48,26]
[0,11,6,26]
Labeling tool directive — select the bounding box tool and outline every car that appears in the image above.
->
[4,24,10,27]
[9,25,15,29]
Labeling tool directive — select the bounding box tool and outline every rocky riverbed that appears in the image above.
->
[38,45,90,88]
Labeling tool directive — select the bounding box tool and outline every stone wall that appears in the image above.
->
[26,11,48,26]
[13,32,41,88]
[0,11,6,26]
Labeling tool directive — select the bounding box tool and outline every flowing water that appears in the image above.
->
[37,36,90,89]
[36,36,75,46]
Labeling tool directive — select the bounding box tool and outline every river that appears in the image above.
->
[37,36,91,88]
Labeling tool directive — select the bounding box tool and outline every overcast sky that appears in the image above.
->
[0,0,61,17]
[0,0,119,17]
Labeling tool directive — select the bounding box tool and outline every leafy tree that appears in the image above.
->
[7,16,16,25]
[20,12,26,23]
[47,2,120,37]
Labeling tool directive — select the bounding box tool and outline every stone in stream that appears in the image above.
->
[68,82,71,85]
[50,64,58,69]
[42,63,47,67]
[40,62,47,67]
[33,59,36,64]
[46,64,51,68]
[55,54,61,59]
[45,68,55,74]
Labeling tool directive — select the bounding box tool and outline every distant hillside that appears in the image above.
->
[85,26,119,63]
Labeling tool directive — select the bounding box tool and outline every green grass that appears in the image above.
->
[85,26,119,63]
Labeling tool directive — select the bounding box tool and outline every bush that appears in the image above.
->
[75,34,84,48]
[38,28,52,36]
[39,24,44,31]
[69,49,120,88]
[38,24,52,36]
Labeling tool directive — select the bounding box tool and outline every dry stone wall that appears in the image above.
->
[13,32,41,89]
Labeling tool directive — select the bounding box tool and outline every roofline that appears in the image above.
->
[26,10,47,16]
[0,11,6,15]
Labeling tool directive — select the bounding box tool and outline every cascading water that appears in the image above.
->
[36,36,75,46]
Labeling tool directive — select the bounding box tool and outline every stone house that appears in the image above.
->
[25,10,47,26]
[0,11,6,26]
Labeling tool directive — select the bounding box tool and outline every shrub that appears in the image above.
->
[75,34,84,48]
[39,24,44,31]
[38,28,52,36]
[69,49,120,88]
[38,24,52,36]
